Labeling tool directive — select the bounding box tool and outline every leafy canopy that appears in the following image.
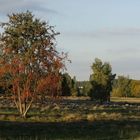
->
[89,58,116,102]
[0,11,66,117]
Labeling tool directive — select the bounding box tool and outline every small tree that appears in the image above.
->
[0,11,66,118]
[61,73,71,96]
[112,76,132,97]
[61,74,78,96]
[131,80,140,97]
[89,58,116,103]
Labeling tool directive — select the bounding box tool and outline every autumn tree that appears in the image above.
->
[89,58,116,103]
[112,76,132,97]
[0,11,66,118]
[131,80,140,97]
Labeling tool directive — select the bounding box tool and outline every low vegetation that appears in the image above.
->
[0,97,140,122]
[0,97,140,139]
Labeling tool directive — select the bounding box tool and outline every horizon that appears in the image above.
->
[1,0,140,81]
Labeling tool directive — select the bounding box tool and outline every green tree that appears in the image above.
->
[61,73,71,96]
[89,58,116,103]
[77,81,92,96]
[83,82,92,96]
[0,11,66,118]
[71,76,79,96]
[61,74,78,96]
[112,76,132,97]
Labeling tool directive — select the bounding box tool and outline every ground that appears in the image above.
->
[0,97,140,139]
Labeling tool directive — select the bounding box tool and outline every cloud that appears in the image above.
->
[62,27,140,39]
[106,47,140,57]
[98,28,140,36]
[0,0,59,15]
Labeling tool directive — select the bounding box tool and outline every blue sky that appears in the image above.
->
[1,0,140,80]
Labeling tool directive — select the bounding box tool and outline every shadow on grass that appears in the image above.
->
[60,97,140,105]
[0,120,140,140]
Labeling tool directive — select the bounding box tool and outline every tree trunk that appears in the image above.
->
[14,98,33,118]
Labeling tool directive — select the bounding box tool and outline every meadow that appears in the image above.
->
[0,97,140,140]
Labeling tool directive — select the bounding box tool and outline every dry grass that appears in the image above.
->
[0,97,140,122]
[0,97,140,139]
[111,97,140,103]
[63,113,82,122]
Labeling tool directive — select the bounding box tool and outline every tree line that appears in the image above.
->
[58,59,140,100]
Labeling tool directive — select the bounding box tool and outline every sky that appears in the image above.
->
[0,0,140,80]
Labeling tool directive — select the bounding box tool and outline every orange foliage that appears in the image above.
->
[0,11,67,117]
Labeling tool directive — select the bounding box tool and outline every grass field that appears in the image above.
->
[0,97,140,140]
[111,97,140,103]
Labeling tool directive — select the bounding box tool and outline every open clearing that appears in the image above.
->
[0,97,140,140]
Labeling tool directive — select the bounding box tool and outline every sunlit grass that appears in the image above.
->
[111,97,140,103]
